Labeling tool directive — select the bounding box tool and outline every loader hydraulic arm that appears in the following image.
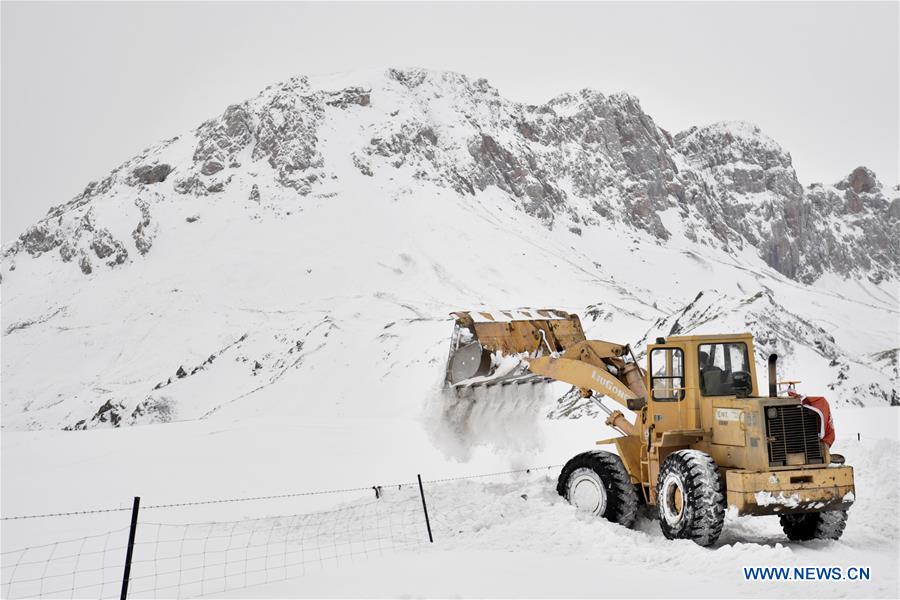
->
[528,340,646,411]
[446,310,647,436]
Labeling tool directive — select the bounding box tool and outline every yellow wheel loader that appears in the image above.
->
[446,309,855,546]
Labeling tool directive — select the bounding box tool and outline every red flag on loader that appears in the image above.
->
[789,390,835,446]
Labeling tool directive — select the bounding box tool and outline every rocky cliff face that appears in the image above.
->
[675,123,898,284]
[3,68,897,285]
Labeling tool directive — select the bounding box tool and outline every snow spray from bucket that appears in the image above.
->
[425,382,556,461]
[429,309,584,460]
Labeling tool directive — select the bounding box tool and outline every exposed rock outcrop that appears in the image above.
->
[132,163,173,185]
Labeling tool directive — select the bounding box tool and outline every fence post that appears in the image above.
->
[120,497,140,600]
[416,474,434,543]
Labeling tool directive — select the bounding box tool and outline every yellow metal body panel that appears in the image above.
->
[726,466,855,516]
[703,396,831,472]
[452,310,586,355]
[711,404,746,446]
[659,429,706,447]
[612,436,644,485]
[569,340,629,361]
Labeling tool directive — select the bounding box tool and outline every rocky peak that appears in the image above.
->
[673,122,897,283]
[833,166,887,214]
[2,68,897,286]
[676,121,801,201]
[837,166,881,195]
[388,67,498,96]
[677,121,791,169]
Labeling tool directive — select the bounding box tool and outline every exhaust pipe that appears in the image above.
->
[767,354,778,397]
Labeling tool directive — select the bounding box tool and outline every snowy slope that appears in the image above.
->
[1,68,897,432]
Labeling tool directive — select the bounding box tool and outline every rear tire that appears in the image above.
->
[557,451,639,528]
[780,510,848,541]
[656,449,726,546]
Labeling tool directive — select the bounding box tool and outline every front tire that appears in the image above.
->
[780,510,848,541]
[656,450,726,546]
[557,450,639,528]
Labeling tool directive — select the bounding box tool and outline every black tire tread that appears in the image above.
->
[557,450,640,528]
[780,510,848,541]
[656,449,726,546]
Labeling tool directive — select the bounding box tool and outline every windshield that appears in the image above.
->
[698,342,751,396]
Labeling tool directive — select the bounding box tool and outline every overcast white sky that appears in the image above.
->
[2,1,898,242]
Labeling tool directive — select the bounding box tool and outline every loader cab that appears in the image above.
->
[644,333,759,434]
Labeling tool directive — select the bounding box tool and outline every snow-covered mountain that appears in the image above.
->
[2,67,897,431]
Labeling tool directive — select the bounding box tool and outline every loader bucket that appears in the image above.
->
[445,309,587,388]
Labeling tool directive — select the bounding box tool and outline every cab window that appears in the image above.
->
[698,342,750,396]
[650,348,684,401]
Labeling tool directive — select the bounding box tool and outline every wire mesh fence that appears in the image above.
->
[126,497,427,598]
[1,465,559,599]
[1,529,130,600]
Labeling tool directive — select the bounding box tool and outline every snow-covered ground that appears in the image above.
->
[2,407,897,598]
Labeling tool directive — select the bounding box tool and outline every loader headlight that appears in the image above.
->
[767,407,778,419]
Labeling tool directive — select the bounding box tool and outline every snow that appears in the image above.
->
[1,407,897,598]
[755,491,802,509]
[466,309,571,323]
[681,120,785,155]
